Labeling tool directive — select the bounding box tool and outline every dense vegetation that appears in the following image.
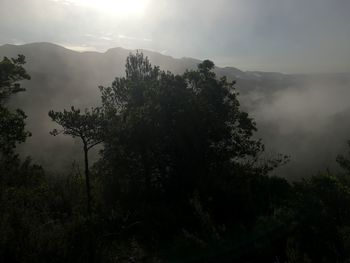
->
[1,53,350,263]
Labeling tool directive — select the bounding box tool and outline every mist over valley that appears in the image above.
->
[2,42,349,178]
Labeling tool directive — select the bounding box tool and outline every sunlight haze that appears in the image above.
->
[1,0,350,72]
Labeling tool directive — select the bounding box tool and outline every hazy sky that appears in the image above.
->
[0,0,349,73]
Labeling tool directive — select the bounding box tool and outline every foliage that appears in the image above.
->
[276,171,350,263]
[0,106,30,155]
[49,106,104,217]
[0,55,31,157]
[97,52,290,260]
[48,106,104,150]
[0,55,30,103]
[3,53,350,263]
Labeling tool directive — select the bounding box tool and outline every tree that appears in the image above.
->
[48,106,104,216]
[98,52,282,241]
[0,55,30,103]
[0,55,31,156]
[0,55,54,263]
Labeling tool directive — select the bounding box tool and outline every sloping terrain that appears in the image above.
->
[1,42,350,178]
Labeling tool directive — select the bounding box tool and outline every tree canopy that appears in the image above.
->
[2,52,350,263]
[97,52,288,245]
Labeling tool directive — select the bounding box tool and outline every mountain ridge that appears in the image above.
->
[0,42,271,76]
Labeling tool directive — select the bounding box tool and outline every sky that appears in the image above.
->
[0,0,349,73]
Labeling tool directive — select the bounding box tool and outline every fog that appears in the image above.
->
[245,75,350,178]
[0,43,348,179]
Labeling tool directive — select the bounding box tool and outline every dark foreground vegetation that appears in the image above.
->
[1,53,350,263]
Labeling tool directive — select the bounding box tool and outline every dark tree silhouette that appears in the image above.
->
[97,52,286,245]
[0,55,31,156]
[48,106,104,216]
[0,55,30,103]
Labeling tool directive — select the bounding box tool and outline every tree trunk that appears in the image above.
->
[84,144,92,217]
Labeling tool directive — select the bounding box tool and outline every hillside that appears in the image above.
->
[1,42,350,177]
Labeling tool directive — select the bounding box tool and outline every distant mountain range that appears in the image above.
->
[1,42,350,178]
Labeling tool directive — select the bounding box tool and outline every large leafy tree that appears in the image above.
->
[99,52,282,239]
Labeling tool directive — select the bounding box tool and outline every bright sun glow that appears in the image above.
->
[63,0,149,16]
